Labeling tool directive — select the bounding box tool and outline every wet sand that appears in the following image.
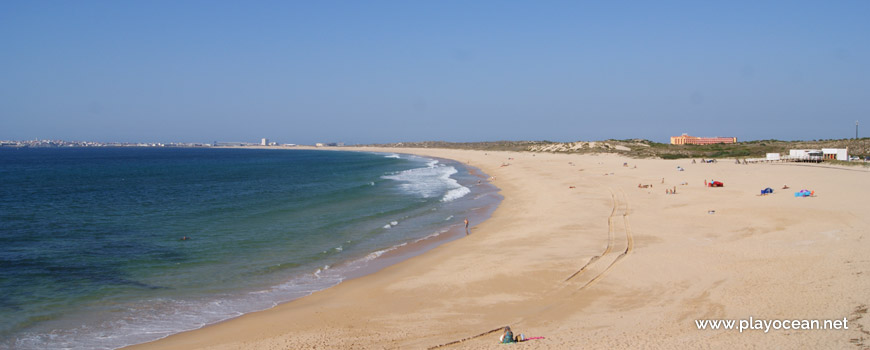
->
[127,148,870,349]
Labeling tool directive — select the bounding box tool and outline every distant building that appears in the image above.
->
[670,134,737,145]
[261,138,269,146]
[315,143,324,147]
[214,142,255,147]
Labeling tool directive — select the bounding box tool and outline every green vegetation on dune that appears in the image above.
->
[365,137,870,160]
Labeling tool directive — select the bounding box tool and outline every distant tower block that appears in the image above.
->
[670,133,737,145]
[261,138,269,146]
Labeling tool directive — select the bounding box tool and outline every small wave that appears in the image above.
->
[384,154,401,159]
[383,224,391,229]
[445,215,454,221]
[390,221,398,226]
[362,242,408,262]
[334,246,343,252]
[413,227,452,243]
[441,186,471,202]
[314,264,332,278]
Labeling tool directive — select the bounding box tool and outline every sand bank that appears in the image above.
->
[127,148,870,349]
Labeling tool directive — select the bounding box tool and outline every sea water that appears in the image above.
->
[0,148,500,349]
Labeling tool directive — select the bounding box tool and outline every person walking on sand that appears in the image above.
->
[464,218,469,235]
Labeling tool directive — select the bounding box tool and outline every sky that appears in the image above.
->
[1,1,868,144]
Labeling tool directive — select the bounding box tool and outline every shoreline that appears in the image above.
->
[2,147,500,350]
[325,153,502,284]
[110,149,501,349]
[127,147,870,349]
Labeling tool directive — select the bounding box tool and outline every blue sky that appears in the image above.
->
[1,1,868,144]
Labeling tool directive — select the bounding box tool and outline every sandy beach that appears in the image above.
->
[127,147,870,349]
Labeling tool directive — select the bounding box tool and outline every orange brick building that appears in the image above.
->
[670,134,737,145]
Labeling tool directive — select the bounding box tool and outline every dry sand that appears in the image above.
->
[127,148,870,349]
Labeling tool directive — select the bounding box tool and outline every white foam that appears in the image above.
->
[381,158,469,202]
[362,242,408,262]
[445,215,454,221]
[390,221,398,226]
[384,154,401,159]
[411,227,452,244]
[441,186,471,202]
[383,224,391,229]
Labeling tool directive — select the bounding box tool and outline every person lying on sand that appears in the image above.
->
[500,326,515,343]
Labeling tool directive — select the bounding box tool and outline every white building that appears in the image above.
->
[766,153,781,161]
[821,148,848,161]
[788,149,848,161]
[261,138,269,146]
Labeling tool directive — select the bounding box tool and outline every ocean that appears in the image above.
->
[0,147,500,349]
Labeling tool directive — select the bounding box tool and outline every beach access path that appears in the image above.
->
[127,148,870,349]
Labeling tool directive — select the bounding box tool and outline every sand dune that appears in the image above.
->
[127,148,870,349]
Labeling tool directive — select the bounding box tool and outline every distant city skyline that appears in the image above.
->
[2,1,868,144]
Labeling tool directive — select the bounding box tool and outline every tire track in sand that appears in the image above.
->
[564,189,618,282]
[566,187,633,293]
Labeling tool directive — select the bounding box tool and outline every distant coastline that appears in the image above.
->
[3,137,867,162]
